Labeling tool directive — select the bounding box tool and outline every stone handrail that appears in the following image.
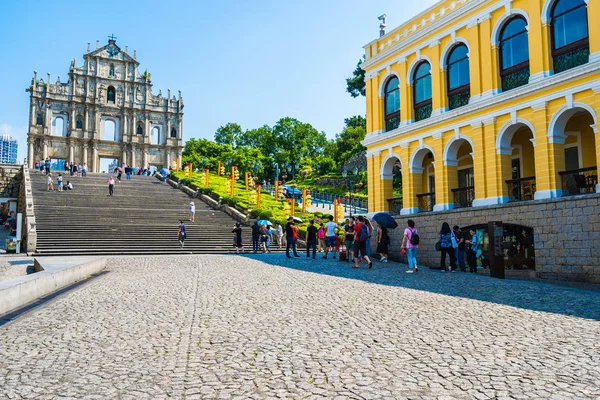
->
[22,165,37,253]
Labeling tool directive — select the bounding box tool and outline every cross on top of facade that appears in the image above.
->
[108,34,117,42]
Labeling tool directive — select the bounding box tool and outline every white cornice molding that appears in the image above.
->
[362,61,600,149]
[362,0,510,72]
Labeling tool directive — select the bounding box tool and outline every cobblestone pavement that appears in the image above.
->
[0,256,34,283]
[1,255,599,399]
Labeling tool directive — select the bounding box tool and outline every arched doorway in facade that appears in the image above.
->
[497,122,537,202]
[409,147,435,212]
[550,107,598,195]
[380,155,402,214]
[444,137,475,208]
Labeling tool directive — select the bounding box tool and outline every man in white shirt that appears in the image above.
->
[322,215,338,259]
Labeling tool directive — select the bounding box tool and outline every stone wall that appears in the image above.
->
[382,194,600,283]
[0,164,22,198]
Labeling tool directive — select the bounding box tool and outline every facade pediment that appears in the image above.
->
[25,37,184,173]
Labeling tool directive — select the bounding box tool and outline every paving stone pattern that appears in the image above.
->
[1,255,599,399]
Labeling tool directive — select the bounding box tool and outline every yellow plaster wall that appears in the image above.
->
[363,0,600,212]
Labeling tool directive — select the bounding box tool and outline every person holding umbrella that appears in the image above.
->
[376,223,390,262]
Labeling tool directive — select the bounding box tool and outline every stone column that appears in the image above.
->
[70,106,76,137]
[178,117,182,140]
[145,114,150,142]
[122,148,127,166]
[177,149,183,170]
[28,139,34,169]
[45,102,52,135]
[166,148,171,169]
[166,116,171,143]
[130,146,136,168]
[92,143,98,173]
[143,148,148,169]
[83,143,88,166]
[69,143,74,163]
[84,107,89,139]
[42,140,48,160]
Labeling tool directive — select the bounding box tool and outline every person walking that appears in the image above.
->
[47,173,54,191]
[108,176,115,196]
[352,215,373,269]
[317,224,326,253]
[116,167,122,183]
[64,161,70,174]
[439,222,457,272]
[126,166,132,180]
[454,225,467,272]
[344,218,355,262]
[188,201,196,222]
[178,220,187,248]
[77,163,82,177]
[364,218,374,258]
[232,222,244,254]
[376,223,390,263]
[305,219,318,259]
[275,222,284,249]
[82,163,87,177]
[401,219,419,273]
[251,221,261,253]
[466,228,479,273]
[322,215,338,259]
[260,224,270,253]
[285,216,300,258]
[44,158,51,175]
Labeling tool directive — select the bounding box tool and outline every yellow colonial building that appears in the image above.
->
[362,0,600,215]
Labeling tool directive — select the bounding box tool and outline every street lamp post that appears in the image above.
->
[343,167,361,216]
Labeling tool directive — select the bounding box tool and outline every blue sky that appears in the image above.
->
[0,0,438,162]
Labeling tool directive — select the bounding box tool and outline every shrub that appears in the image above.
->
[250,209,263,218]
[258,210,273,220]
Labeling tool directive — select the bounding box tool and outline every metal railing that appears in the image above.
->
[387,197,403,215]
[559,167,598,196]
[506,176,536,202]
[451,186,474,208]
[416,192,435,212]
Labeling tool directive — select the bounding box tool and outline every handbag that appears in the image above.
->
[451,232,458,249]
[435,241,442,251]
[400,248,407,256]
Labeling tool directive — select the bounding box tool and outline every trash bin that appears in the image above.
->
[5,236,17,253]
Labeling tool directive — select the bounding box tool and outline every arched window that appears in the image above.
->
[170,127,177,138]
[551,0,589,73]
[76,116,83,129]
[107,86,116,103]
[384,77,400,131]
[109,63,115,77]
[136,123,143,135]
[447,44,470,110]
[499,16,530,91]
[52,117,65,137]
[151,126,160,145]
[413,61,432,122]
[36,114,43,125]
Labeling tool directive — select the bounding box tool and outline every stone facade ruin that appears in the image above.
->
[26,37,184,172]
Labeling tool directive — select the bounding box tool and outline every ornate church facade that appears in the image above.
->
[26,37,184,172]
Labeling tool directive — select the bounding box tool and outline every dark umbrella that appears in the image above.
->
[371,212,398,229]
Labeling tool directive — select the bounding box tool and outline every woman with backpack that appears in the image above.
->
[439,222,457,272]
[352,215,373,269]
[401,219,419,273]
[376,223,389,263]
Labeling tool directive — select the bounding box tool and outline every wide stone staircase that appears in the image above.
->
[29,171,274,256]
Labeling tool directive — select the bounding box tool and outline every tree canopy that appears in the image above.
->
[346,57,366,98]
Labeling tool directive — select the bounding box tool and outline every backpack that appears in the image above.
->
[409,228,420,245]
[252,224,260,236]
[358,223,369,242]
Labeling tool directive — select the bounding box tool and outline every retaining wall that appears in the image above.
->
[385,194,600,283]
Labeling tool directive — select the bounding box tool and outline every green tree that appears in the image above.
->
[346,57,366,98]
[270,118,327,178]
[182,138,227,170]
[334,115,367,166]
[214,123,243,147]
